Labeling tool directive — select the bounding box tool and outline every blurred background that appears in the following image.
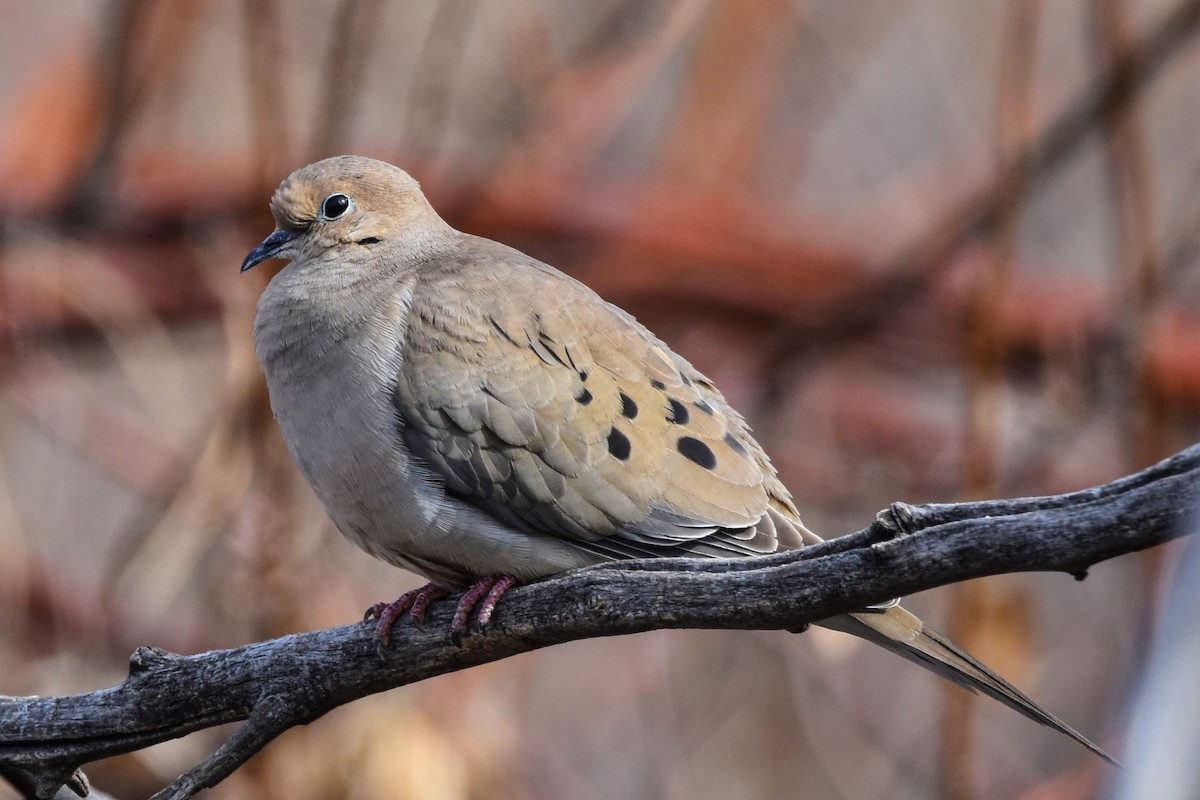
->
[1,1,1199,798]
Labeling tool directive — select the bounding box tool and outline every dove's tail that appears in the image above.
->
[818,605,1117,765]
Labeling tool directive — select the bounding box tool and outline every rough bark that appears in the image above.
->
[2,443,1198,800]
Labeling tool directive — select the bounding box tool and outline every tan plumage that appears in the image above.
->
[244,155,1112,763]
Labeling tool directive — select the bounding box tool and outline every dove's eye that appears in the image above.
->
[320,193,352,220]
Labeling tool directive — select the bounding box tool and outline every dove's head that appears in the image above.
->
[241,155,448,273]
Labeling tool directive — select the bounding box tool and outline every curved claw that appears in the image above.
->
[367,583,449,656]
[363,602,388,623]
[365,576,519,653]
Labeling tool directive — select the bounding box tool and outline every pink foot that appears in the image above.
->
[451,575,518,640]
[365,583,449,653]
[365,576,519,654]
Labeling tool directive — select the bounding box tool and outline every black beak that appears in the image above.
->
[241,229,298,272]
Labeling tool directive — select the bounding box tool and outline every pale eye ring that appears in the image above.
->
[320,193,352,220]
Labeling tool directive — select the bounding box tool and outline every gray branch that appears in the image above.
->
[2,443,1198,800]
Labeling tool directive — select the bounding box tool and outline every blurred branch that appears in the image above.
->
[944,2,1042,796]
[2,443,1198,800]
[242,0,292,194]
[1091,0,1169,469]
[309,0,386,159]
[766,0,1200,367]
[63,0,208,225]
[400,0,482,171]
[916,0,1199,267]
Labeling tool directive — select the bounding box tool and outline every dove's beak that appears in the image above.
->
[241,229,298,272]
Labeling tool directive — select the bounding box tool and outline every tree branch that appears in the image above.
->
[3,443,1198,800]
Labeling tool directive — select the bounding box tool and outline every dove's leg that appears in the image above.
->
[366,582,449,650]
[451,575,518,634]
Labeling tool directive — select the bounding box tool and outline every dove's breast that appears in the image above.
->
[252,263,602,585]
[253,269,439,549]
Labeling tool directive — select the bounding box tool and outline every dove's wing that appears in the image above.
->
[393,237,818,561]
[392,239,1115,764]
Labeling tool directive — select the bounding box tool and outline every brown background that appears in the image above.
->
[1,1,1199,798]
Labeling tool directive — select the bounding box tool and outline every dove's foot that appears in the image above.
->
[451,575,518,643]
[365,576,518,654]
[366,582,449,655]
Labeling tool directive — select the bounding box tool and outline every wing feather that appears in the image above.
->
[393,246,814,559]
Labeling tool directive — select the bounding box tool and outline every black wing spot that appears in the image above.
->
[667,398,690,425]
[677,436,716,469]
[680,374,692,387]
[619,392,638,419]
[723,431,748,455]
[607,428,632,460]
[579,370,589,382]
[355,236,381,245]
[575,387,594,406]
[693,400,715,415]
[650,379,666,390]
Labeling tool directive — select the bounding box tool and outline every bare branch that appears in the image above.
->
[2,443,1198,800]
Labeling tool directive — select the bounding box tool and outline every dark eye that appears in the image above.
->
[321,193,351,219]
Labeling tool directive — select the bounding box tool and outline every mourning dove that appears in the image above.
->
[243,155,1112,762]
